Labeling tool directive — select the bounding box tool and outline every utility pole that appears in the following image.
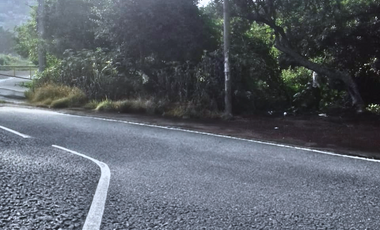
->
[223,0,232,118]
[37,0,46,72]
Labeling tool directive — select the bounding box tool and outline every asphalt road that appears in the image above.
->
[0,105,380,229]
[0,123,99,229]
[0,76,30,101]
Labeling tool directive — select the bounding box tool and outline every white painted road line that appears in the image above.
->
[0,125,31,139]
[52,145,111,230]
[85,116,380,163]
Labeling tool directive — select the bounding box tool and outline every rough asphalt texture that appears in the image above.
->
[0,129,100,229]
[1,106,380,229]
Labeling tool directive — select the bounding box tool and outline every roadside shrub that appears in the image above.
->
[150,47,287,115]
[165,102,222,119]
[50,97,70,108]
[116,99,147,114]
[95,100,117,112]
[95,99,151,114]
[367,104,380,115]
[34,49,143,101]
[84,100,100,110]
[26,84,87,108]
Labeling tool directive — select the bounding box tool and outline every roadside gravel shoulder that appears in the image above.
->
[0,131,100,229]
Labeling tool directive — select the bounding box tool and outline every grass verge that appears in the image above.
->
[25,84,222,119]
[25,84,87,108]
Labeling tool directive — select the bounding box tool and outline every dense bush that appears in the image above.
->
[15,0,380,117]
[25,84,87,108]
[0,27,14,54]
[34,49,143,100]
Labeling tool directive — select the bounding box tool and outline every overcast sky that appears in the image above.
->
[199,0,211,7]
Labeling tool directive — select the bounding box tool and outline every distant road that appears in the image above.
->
[0,75,30,100]
[0,106,380,229]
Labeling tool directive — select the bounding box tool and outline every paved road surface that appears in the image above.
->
[0,76,30,100]
[0,129,99,229]
[0,106,380,229]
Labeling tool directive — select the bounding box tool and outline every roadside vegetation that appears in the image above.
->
[8,0,380,119]
[0,54,31,67]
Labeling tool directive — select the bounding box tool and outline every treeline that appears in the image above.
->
[0,27,14,54]
[15,0,380,116]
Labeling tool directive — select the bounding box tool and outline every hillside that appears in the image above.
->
[0,0,37,30]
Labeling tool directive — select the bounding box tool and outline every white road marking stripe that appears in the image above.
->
[0,125,31,138]
[52,145,111,230]
[1,106,378,163]
[81,116,380,163]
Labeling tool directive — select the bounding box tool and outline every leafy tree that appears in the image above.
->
[44,0,105,57]
[0,27,15,54]
[14,8,38,63]
[101,0,217,63]
[229,0,380,111]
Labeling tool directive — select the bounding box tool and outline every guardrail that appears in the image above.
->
[0,65,38,79]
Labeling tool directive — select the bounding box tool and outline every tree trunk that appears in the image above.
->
[37,0,46,72]
[275,43,365,112]
[224,0,232,118]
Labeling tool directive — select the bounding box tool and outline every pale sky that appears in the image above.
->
[199,0,211,7]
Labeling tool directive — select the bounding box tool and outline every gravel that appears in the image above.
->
[0,131,100,230]
[101,194,361,230]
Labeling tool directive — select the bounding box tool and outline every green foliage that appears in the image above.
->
[232,0,380,108]
[35,49,142,100]
[101,0,217,63]
[13,8,38,63]
[0,27,14,54]
[0,54,24,66]
[44,0,105,56]
[15,0,380,116]
[367,104,380,115]
[282,67,312,93]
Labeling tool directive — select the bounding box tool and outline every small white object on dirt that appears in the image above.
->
[274,127,279,130]
[318,113,328,117]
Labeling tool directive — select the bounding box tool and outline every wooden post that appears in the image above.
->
[37,0,46,72]
[224,0,232,118]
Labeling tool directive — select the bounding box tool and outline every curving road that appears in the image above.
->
[0,75,30,102]
[0,105,380,229]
